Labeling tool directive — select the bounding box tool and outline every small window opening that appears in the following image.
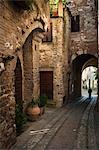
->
[71,15,80,32]
[42,23,52,42]
[35,44,36,50]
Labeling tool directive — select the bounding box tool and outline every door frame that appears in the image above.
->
[39,68,54,100]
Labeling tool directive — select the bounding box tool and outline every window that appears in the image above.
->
[42,23,52,42]
[71,15,80,32]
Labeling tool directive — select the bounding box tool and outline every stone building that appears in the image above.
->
[39,1,70,107]
[39,0,98,104]
[67,0,98,100]
[0,0,98,149]
[0,0,50,149]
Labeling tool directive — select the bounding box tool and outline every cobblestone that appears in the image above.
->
[75,97,97,150]
[11,97,98,150]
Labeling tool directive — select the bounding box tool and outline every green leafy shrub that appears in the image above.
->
[39,94,48,107]
[15,104,27,134]
[27,98,39,107]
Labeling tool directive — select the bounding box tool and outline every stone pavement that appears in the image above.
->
[11,106,68,150]
[11,97,98,150]
[94,111,99,150]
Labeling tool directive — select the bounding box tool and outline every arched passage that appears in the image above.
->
[15,58,22,107]
[23,32,33,106]
[71,54,98,99]
[23,28,44,107]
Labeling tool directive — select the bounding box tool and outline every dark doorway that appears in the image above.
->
[40,71,53,100]
[15,58,25,135]
[15,58,22,108]
[71,15,80,32]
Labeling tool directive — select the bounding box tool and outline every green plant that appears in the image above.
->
[26,98,40,121]
[39,94,48,107]
[27,98,39,107]
[15,104,27,134]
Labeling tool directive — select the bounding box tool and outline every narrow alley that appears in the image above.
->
[0,0,99,149]
[11,96,98,150]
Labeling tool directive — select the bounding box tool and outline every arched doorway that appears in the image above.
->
[23,28,44,107]
[15,58,24,134]
[15,58,22,108]
[71,54,98,99]
[23,32,33,106]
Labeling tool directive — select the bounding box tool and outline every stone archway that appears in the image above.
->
[71,54,98,99]
[15,57,22,108]
[23,32,33,106]
[23,28,44,108]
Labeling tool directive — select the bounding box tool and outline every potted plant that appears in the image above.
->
[26,98,40,121]
[38,94,48,115]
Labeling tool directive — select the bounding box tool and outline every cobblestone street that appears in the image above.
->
[11,96,98,150]
[0,0,98,149]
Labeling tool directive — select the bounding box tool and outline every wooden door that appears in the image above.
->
[40,71,53,99]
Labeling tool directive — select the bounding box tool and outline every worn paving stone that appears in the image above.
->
[11,97,98,150]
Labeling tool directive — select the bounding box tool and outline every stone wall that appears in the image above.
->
[39,17,63,107]
[23,32,33,108]
[0,0,49,149]
[62,8,71,103]
[39,8,70,107]
[70,0,97,61]
[23,31,43,108]
[68,0,98,99]
[32,33,43,100]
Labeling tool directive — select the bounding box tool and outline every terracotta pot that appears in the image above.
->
[26,105,40,121]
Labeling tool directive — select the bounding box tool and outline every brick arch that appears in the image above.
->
[10,55,23,73]
[23,27,44,108]
[82,58,98,71]
[21,21,44,47]
[71,54,98,99]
